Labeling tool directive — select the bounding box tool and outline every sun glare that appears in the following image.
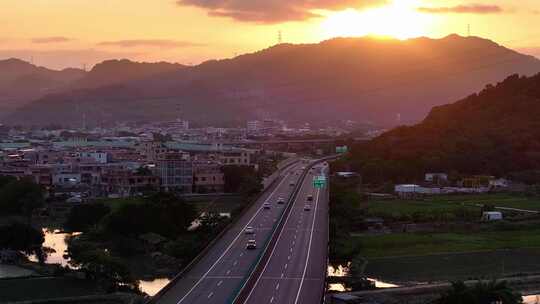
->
[320,0,432,40]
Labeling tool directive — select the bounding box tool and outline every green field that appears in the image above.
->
[364,193,540,221]
[355,229,540,258]
[364,248,540,283]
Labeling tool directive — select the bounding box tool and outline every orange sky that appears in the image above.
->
[2,0,540,69]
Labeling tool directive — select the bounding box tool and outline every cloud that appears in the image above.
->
[418,4,503,14]
[32,36,72,44]
[97,39,206,48]
[177,0,388,23]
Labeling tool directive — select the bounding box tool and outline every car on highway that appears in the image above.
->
[277,197,285,204]
[246,239,257,250]
[307,195,313,202]
[245,226,255,234]
[263,202,271,209]
[290,181,296,186]
[304,204,311,211]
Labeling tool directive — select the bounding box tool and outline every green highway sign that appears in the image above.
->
[336,145,348,154]
[313,175,327,188]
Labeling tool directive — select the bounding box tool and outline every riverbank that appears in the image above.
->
[0,276,144,303]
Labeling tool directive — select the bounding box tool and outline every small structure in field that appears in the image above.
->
[481,211,503,221]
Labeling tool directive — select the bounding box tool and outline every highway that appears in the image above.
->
[238,162,329,304]
[153,161,312,304]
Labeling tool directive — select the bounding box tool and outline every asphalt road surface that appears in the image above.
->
[155,161,312,304]
[240,163,329,304]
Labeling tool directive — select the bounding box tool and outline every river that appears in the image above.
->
[524,295,540,304]
[26,229,170,296]
[327,264,398,292]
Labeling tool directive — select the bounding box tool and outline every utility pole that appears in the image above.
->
[467,24,471,37]
[278,30,283,45]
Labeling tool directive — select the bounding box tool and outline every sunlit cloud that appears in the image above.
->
[32,36,73,44]
[418,4,504,14]
[177,0,389,23]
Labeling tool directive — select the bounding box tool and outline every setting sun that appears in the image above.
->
[320,0,433,40]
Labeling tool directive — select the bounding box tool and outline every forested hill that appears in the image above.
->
[345,73,540,183]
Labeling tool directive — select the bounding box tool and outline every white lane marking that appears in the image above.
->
[275,283,280,290]
[270,296,275,303]
[175,171,293,303]
[284,263,288,269]
[287,255,291,260]
[290,247,293,253]
[208,292,214,298]
[240,253,244,257]
[242,165,310,303]
[293,187,321,304]
[233,260,238,266]
[217,280,223,286]
[281,273,284,278]
[226,270,231,275]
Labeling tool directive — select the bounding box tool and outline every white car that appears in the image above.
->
[245,226,255,234]
[304,205,311,211]
[246,239,257,250]
[263,202,271,209]
[306,195,313,202]
[277,197,285,204]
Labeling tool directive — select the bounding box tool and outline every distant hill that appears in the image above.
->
[0,59,186,121]
[71,59,185,89]
[0,58,85,117]
[342,73,540,183]
[6,34,540,127]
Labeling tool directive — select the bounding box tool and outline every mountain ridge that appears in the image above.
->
[4,34,540,127]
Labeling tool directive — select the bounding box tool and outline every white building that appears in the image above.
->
[77,151,109,164]
[425,173,448,183]
[489,178,510,188]
[247,120,261,133]
[52,172,82,186]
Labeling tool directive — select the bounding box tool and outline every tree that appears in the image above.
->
[65,203,111,232]
[67,238,139,293]
[135,166,153,176]
[435,281,523,304]
[0,223,44,257]
[0,175,16,188]
[0,178,44,223]
[104,192,197,238]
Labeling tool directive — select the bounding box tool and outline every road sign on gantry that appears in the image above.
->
[313,175,326,188]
